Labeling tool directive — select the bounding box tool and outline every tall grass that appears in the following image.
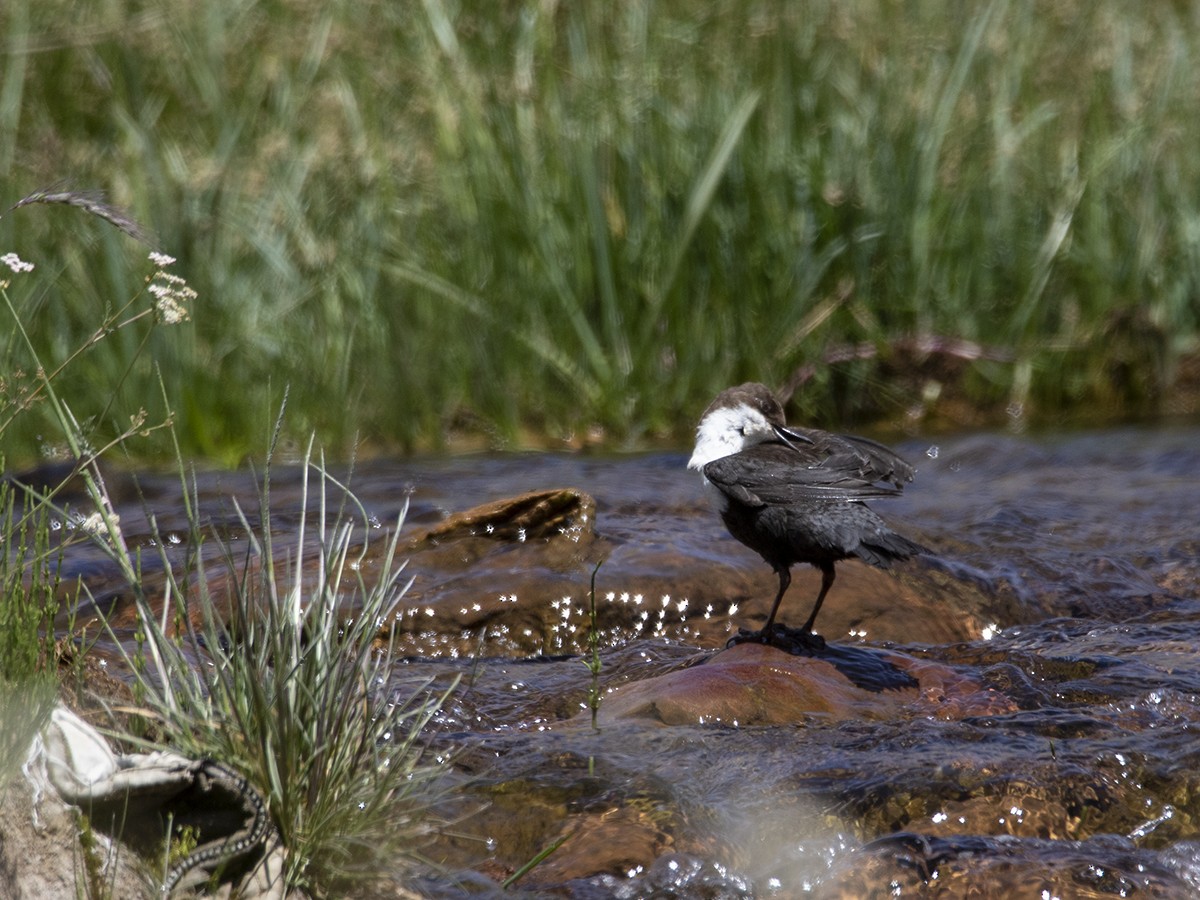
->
[4,0,1200,459]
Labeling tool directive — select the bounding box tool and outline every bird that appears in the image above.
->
[687,382,927,646]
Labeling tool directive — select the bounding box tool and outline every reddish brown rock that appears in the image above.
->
[598,643,1015,726]
[515,804,673,887]
[412,488,595,546]
[65,484,1012,664]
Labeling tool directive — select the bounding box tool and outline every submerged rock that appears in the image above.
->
[60,476,1012,666]
[816,832,1199,898]
[412,487,596,546]
[598,643,1016,726]
[382,486,1009,658]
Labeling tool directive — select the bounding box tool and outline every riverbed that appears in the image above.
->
[46,425,1200,896]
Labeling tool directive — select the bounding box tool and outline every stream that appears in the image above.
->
[40,425,1200,897]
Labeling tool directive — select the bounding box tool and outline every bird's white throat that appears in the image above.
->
[687,402,776,470]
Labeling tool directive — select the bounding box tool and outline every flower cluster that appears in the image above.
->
[147,252,195,324]
[1,252,35,274]
[1,252,35,288]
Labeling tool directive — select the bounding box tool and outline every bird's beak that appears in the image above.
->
[774,425,814,449]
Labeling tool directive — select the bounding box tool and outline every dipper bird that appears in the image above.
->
[688,383,927,645]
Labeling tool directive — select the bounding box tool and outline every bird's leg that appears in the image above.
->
[727,566,792,648]
[760,566,791,637]
[800,562,836,634]
[726,564,829,653]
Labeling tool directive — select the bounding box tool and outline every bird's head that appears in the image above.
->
[687,382,795,470]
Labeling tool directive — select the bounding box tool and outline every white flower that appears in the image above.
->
[149,251,176,267]
[1,252,34,274]
[148,270,196,324]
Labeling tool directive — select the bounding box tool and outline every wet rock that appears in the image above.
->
[252,485,1010,660]
[565,852,754,899]
[815,832,1198,899]
[515,802,674,887]
[412,488,595,546]
[384,489,601,655]
[598,643,1016,726]
[58,476,1013,665]
[385,538,1009,659]
[592,543,1015,648]
[82,488,602,653]
[436,745,686,892]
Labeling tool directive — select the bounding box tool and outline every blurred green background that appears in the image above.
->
[3,0,1199,464]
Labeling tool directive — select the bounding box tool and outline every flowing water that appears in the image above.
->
[40,425,1200,897]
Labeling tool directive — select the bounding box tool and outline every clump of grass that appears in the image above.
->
[98,435,457,894]
[0,486,60,680]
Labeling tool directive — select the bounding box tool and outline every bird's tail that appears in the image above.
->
[855,531,929,568]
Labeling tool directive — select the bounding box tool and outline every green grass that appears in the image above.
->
[0,484,60,784]
[3,0,1200,461]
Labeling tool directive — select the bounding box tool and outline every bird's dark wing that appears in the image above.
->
[783,427,918,488]
[703,437,915,506]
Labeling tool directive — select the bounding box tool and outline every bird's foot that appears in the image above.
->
[726,624,827,655]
